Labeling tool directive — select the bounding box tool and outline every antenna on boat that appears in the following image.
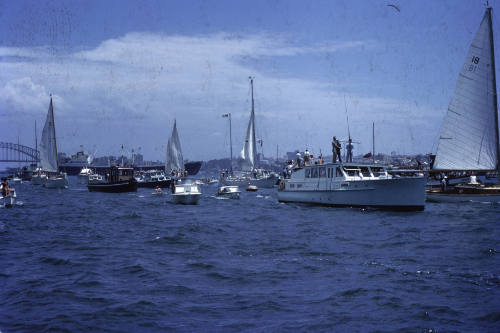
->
[372,122,375,163]
[344,94,351,141]
[34,120,38,167]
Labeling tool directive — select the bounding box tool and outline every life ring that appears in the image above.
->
[279,180,285,190]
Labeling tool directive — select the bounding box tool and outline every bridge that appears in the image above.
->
[0,142,40,163]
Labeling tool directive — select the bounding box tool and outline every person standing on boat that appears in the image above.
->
[332,137,342,163]
[304,149,311,166]
[296,152,302,168]
[1,178,10,198]
[346,138,354,163]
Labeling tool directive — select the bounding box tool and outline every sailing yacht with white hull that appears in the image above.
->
[221,77,277,188]
[427,7,500,202]
[39,96,68,189]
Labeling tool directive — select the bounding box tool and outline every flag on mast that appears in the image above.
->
[222,114,229,118]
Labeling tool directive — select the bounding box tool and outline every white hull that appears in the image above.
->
[31,174,47,185]
[278,177,426,210]
[170,193,201,205]
[44,175,69,189]
[217,192,240,199]
[77,174,89,184]
[222,176,276,188]
[426,192,500,203]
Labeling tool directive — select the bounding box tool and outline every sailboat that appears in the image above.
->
[427,7,500,202]
[39,96,68,189]
[220,77,278,188]
[165,120,185,177]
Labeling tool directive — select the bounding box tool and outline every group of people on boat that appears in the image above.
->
[170,169,188,178]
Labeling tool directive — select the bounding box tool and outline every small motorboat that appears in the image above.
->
[246,184,258,192]
[0,185,17,208]
[217,185,240,199]
[152,187,164,196]
[170,181,201,205]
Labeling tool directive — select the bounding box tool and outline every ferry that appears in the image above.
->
[277,163,426,211]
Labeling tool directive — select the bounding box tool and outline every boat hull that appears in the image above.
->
[426,185,500,203]
[137,179,173,188]
[77,174,89,184]
[43,175,69,189]
[278,177,426,211]
[170,193,201,204]
[222,175,277,188]
[184,161,202,176]
[31,175,46,185]
[87,181,138,193]
[217,192,240,199]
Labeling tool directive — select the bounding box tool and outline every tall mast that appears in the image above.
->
[229,113,233,175]
[372,122,375,163]
[487,7,500,178]
[50,95,59,172]
[34,120,38,166]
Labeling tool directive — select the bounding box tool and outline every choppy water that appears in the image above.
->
[1,178,499,332]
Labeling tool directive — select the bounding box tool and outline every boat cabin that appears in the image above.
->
[106,166,135,183]
[173,183,201,194]
[293,163,389,181]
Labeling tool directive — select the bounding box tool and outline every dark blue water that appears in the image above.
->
[1,178,499,332]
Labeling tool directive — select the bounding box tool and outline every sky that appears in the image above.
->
[1,0,500,163]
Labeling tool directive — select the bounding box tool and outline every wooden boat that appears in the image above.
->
[87,166,137,193]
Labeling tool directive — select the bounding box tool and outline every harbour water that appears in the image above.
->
[1,178,499,332]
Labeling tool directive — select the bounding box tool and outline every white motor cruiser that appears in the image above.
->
[278,163,426,211]
[170,181,201,205]
[217,185,240,199]
[77,167,94,184]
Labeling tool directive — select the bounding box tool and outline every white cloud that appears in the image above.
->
[0,32,441,160]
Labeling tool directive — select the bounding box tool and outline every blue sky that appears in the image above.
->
[1,0,499,161]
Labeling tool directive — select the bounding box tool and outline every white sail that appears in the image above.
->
[240,78,257,171]
[165,120,184,173]
[39,97,58,172]
[434,9,499,170]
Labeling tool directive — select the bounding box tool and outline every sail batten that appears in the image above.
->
[165,120,184,173]
[39,98,58,172]
[433,9,499,171]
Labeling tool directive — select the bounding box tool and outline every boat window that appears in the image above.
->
[360,167,371,177]
[305,168,311,178]
[327,168,332,178]
[311,167,319,178]
[343,167,359,177]
[336,167,343,177]
[297,184,302,188]
[319,167,326,178]
[370,167,385,177]
[290,183,295,188]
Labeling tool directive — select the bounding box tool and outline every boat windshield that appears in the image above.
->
[370,167,385,177]
[343,167,359,177]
